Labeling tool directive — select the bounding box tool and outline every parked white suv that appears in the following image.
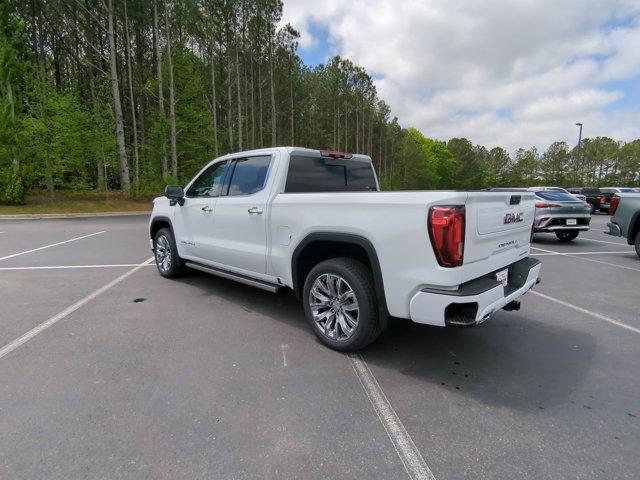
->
[149,147,541,351]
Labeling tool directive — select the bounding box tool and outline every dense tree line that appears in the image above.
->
[0,0,638,204]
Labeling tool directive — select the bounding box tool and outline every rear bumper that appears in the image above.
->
[534,215,590,232]
[409,257,541,327]
[605,222,621,237]
[536,225,589,232]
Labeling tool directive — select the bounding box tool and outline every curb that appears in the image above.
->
[0,211,151,221]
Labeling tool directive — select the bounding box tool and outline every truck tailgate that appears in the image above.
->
[464,191,535,265]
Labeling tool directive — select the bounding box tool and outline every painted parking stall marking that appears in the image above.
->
[531,290,640,335]
[0,264,156,271]
[0,231,106,262]
[349,353,436,480]
[531,246,640,272]
[0,257,154,360]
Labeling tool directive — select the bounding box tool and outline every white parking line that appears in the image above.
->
[0,264,155,271]
[0,231,106,262]
[577,237,629,246]
[531,291,640,335]
[349,353,436,480]
[532,251,633,256]
[0,257,154,360]
[531,246,640,272]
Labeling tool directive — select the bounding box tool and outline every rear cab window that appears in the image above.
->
[285,154,378,193]
[535,191,581,202]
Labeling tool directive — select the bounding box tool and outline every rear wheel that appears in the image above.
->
[635,232,640,259]
[302,258,381,352]
[555,231,579,242]
[154,227,185,278]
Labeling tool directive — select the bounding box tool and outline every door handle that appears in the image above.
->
[248,207,263,215]
[202,205,213,213]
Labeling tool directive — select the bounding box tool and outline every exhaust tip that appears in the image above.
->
[503,300,521,311]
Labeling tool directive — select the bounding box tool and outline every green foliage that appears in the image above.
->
[0,0,637,210]
[0,168,25,204]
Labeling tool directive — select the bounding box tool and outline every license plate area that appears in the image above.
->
[495,268,509,287]
[566,218,577,225]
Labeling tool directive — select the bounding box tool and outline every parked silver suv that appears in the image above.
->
[530,188,591,241]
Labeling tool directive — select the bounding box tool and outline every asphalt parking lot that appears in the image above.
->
[0,214,638,480]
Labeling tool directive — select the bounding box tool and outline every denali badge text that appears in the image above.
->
[503,212,524,224]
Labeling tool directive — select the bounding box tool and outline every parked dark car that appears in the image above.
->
[568,187,612,214]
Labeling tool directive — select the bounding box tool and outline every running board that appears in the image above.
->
[184,261,281,293]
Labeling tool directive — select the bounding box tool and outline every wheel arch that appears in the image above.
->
[628,211,640,245]
[291,232,389,327]
[150,216,173,243]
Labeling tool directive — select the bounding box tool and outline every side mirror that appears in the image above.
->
[165,185,185,206]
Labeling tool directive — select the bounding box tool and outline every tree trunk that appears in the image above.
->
[290,70,294,145]
[88,62,105,190]
[107,0,131,197]
[235,44,242,150]
[210,44,219,156]
[164,2,178,178]
[258,62,263,147]
[227,45,234,150]
[250,57,255,149]
[268,34,276,146]
[124,0,140,193]
[153,0,167,178]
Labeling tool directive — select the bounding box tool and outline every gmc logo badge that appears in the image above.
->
[504,212,524,224]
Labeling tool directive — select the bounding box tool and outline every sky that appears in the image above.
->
[281,0,640,152]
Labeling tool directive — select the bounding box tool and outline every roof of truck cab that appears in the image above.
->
[211,147,372,162]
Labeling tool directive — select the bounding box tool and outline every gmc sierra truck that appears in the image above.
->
[149,147,541,351]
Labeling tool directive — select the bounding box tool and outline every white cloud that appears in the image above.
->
[282,0,640,150]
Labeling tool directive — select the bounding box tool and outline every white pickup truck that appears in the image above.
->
[149,147,541,351]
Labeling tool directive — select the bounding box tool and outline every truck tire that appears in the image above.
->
[635,232,640,259]
[154,227,185,278]
[555,231,579,242]
[302,258,381,352]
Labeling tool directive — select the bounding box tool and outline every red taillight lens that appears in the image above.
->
[598,195,606,204]
[535,202,560,208]
[429,206,465,268]
[610,196,620,215]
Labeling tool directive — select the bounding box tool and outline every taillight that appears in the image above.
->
[429,206,465,268]
[598,195,606,204]
[535,202,560,208]
[610,196,620,215]
[320,150,353,159]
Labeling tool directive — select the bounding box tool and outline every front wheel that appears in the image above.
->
[302,258,381,352]
[635,232,640,259]
[556,231,579,242]
[154,227,185,278]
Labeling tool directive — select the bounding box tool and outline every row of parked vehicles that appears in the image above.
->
[568,186,640,214]
[493,186,640,243]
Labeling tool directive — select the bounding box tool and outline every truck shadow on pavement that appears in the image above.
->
[179,271,596,413]
[362,314,597,412]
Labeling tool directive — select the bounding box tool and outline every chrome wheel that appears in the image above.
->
[309,273,359,341]
[155,234,172,272]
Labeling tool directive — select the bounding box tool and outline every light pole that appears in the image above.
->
[576,122,583,184]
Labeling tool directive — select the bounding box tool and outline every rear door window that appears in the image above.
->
[285,155,377,193]
[226,155,271,196]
